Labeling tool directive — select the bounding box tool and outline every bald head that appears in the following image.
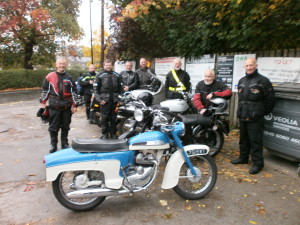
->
[56,59,67,73]
[173,58,182,70]
[244,57,257,75]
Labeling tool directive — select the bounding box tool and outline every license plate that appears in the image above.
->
[186,149,208,156]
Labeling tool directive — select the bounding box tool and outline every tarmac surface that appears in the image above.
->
[0,90,299,225]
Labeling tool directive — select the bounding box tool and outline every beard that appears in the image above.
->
[204,80,213,85]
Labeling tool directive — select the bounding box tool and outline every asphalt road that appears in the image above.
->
[0,92,299,225]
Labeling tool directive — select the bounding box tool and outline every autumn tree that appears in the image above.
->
[0,0,83,69]
[110,0,300,58]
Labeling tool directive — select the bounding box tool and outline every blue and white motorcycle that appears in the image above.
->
[44,110,218,212]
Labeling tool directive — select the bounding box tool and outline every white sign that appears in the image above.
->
[257,57,300,83]
[114,61,136,74]
[185,55,215,91]
[232,54,256,92]
[155,57,185,81]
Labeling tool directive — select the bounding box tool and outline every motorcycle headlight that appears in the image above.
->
[134,109,144,122]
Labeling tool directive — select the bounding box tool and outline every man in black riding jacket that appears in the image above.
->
[165,58,191,99]
[231,57,275,174]
[136,58,161,92]
[40,58,77,153]
[119,61,139,92]
[80,64,96,123]
[93,59,122,139]
[193,69,232,115]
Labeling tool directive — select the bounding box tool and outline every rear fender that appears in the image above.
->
[45,148,134,189]
[161,144,210,189]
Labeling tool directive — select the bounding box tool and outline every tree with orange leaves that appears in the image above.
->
[0,0,83,69]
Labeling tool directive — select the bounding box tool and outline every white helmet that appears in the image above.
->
[210,98,228,112]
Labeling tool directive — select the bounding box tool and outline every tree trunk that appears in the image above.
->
[23,41,34,69]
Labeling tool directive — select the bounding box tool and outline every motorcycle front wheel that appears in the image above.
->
[52,171,106,212]
[94,112,102,127]
[194,128,224,157]
[173,155,217,200]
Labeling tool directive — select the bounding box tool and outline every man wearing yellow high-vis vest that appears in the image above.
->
[165,58,191,99]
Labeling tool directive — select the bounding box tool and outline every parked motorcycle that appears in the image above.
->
[118,91,196,134]
[44,117,218,212]
[119,97,230,157]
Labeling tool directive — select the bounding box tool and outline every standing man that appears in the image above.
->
[136,58,161,92]
[94,59,122,139]
[119,61,139,92]
[40,58,77,153]
[80,64,96,123]
[231,57,275,174]
[193,69,232,115]
[165,58,191,99]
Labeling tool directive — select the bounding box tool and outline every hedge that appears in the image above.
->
[0,70,85,90]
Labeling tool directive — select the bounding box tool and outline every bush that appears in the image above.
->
[0,70,85,90]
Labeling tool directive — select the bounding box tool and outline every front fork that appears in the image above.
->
[171,130,198,176]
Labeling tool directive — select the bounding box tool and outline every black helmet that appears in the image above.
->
[137,92,153,106]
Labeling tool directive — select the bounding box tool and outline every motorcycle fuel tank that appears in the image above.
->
[160,99,189,112]
[129,131,170,150]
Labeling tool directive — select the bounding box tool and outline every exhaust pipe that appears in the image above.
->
[66,187,144,199]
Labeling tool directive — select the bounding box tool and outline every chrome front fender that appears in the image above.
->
[161,144,210,189]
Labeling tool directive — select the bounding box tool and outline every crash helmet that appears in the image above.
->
[210,98,228,113]
[137,92,154,106]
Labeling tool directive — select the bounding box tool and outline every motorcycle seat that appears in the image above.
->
[72,138,129,153]
[178,114,212,125]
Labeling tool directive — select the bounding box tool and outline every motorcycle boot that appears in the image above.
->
[49,131,58,153]
[61,130,70,149]
[101,133,108,139]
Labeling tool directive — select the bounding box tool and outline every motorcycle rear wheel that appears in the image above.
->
[194,128,224,157]
[173,155,217,200]
[95,112,102,127]
[52,171,106,212]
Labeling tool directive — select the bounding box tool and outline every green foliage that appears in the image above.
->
[111,0,300,58]
[0,70,85,90]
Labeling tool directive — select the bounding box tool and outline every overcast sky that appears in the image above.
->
[77,0,110,46]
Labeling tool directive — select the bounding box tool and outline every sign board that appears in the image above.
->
[185,54,215,91]
[232,54,256,92]
[216,55,234,89]
[257,57,300,83]
[114,61,136,74]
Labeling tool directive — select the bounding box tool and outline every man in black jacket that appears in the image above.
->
[136,58,160,92]
[80,64,96,123]
[165,58,191,99]
[231,57,275,174]
[40,58,77,153]
[119,61,139,92]
[94,59,122,139]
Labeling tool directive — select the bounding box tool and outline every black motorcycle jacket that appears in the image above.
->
[136,67,158,90]
[237,69,275,121]
[80,71,96,96]
[94,70,122,102]
[193,80,232,110]
[165,69,191,98]
[40,71,77,109]
[119,70,139,91]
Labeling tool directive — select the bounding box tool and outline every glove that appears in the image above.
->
[36,108,45,117]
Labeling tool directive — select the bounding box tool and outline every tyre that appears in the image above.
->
[52,171,106,212]
[194,128,224,157]
[173,155,217,200]
[95,112,101,127]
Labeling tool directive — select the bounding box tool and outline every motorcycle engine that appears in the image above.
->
[123,151,157,188]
